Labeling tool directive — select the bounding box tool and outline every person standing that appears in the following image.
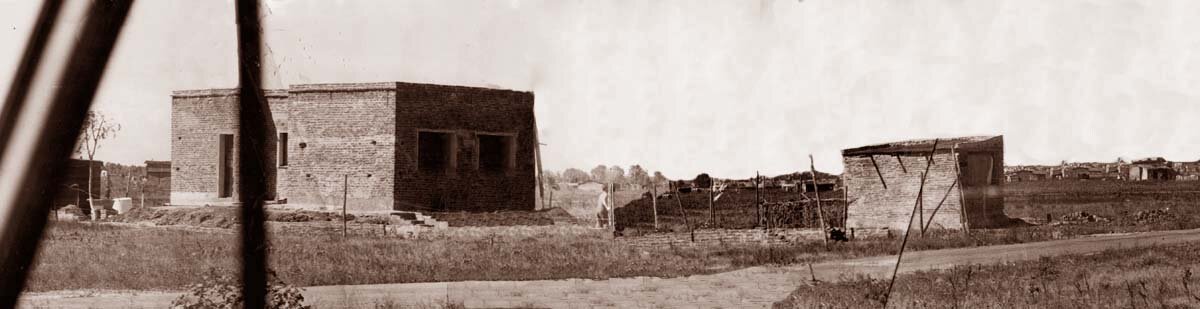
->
[596,188,610,229]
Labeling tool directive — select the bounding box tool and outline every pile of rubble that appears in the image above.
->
[1130,208,1176,224]
[1052,211,1109,225]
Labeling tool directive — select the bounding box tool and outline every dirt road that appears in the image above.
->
[19,228,1200,308]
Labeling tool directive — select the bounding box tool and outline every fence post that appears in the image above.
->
[342,174,348,238]
[708,183,715,226]
[652,184,659,229]
[809,155,826,246]
[608,183,615,232]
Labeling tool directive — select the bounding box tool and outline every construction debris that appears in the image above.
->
[1130,208,1176,224]
[1052,211,1109,225]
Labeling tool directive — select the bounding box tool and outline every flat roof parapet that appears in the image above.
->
[288,81,531,95]
[842,135,1002,156]
[172,88,287,98]
[289,82,399,93]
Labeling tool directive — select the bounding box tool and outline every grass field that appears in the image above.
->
[24,179,1200,294]
[773,241,1200,308]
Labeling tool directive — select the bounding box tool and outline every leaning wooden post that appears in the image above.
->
[651,183,659,229]
[674,185,694,242]
[841,173,850,228]
[809,155,826,245]
[883,139,938,306]
[708,182,715,226]
[608,183,616,232]
[952,145,971,235]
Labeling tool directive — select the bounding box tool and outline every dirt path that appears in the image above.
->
[19,228,1200,308]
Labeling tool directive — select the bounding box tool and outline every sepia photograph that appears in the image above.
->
[2,0,1199,308]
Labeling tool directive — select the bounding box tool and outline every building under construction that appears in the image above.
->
[841,136,1012,231]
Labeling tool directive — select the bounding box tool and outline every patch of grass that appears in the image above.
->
[26,222,745,292]
[774,242,1200,308]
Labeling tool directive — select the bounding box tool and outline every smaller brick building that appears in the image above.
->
[842,136,1011,231]
[171,82,537,212]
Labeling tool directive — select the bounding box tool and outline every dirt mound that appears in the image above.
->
[110,206,239,229]
[539,207,583,225]
[267,210,354,222]
[110,207,359,229]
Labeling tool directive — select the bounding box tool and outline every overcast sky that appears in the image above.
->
[2,0,1198,179]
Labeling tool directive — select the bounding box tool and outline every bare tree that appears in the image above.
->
[75,111,120,216]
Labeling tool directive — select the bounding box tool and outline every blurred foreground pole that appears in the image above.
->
[883,139,939,307]
[0,1,132,307]
[235,0,272,307]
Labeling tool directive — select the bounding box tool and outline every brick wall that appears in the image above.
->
[843,152,966,231]
[282,83,397,211]
[173,82,536,212]
[170,89,280,205]
[393,82,537,212]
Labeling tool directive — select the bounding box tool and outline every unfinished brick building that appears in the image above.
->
[842,136,1010,231]
[171,82,537,212]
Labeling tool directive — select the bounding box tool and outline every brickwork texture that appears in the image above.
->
[171,82,535,212]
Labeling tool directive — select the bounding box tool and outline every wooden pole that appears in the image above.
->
[923,178,958,231]
[884,139,938,306]
[652,184,659,229]
[870,155,887,189]
[674,184,693,241]
[809,155,826,245]
[342,174,348,238]
[708,183,715,226]
[952,145,971,234]
[842,173,849,228]
[755,171,761,227]
[608,183,616,232]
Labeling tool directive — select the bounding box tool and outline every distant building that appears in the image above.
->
[143,160,171,206]
[1007,170,1046,182]
[171,82,537,212]
[1129,157,1177,181]
[842,136,1012,231]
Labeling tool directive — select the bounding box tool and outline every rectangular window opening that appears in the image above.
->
[477,134,515,173]
[418,131,455,174]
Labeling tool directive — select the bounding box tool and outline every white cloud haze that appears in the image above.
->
[2,0,1198,179]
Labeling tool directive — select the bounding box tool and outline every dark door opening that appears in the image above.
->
[218,134,234,198]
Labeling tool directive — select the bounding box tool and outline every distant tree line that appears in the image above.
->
[542,164,669,189]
